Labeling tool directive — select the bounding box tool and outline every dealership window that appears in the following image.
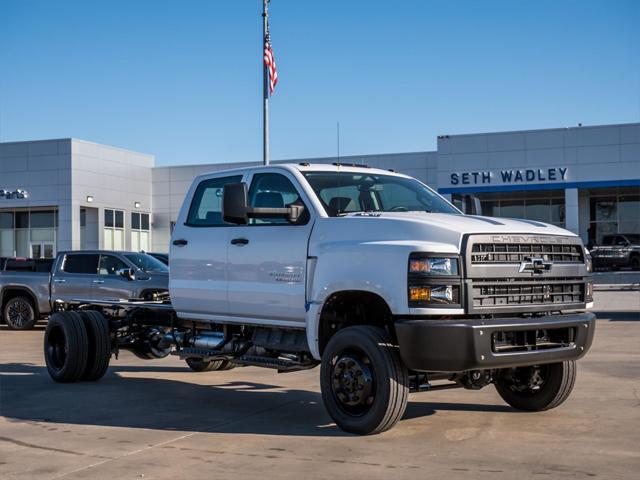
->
[0,209,57,258]
[474,191,565,227]
[131,212,150,252]
[588,187,640,245]
[104,209,125,251]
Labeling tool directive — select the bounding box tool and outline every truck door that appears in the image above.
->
[227,172,313,325]
[51,253,100,304]
[170,174,243,319]
[93,254,135,300]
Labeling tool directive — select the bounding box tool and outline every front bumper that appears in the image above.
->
[395,312,596,372]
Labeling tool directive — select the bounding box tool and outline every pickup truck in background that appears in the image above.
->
[0,251,169,330]
[43,164,595,435]
[590,234,640,270]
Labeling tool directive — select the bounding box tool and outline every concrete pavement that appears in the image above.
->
[1,290,639,479]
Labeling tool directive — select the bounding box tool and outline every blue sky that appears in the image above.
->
[1,0,638,166]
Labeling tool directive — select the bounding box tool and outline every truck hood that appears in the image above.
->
[311,212,578,254]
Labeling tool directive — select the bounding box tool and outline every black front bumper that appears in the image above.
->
[395,312,596,372]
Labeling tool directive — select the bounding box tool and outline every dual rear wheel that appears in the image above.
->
[44,311,111,383]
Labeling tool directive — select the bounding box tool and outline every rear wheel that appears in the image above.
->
[185,358,235,372]
[4,296,37,330]
[44,312,89,383]
[495,361,577,411]
[320,325,409,435]
[78,311,111,381]
[630,256,640,271]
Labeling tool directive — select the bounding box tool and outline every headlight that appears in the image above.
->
[408,254,462,308]
[409,256,459,275]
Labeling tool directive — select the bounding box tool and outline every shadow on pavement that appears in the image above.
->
[0,363,515,436]
[595,311,640,322]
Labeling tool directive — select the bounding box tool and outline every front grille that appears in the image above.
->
[471,277,584,308]
[471,243,583,264]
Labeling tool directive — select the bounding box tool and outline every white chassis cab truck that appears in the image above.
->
[43,164,595,434]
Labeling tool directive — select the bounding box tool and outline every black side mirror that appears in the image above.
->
[462,195,482,216]
[222,182,249,225]
[120,268,135,281]
[222,182,306,225]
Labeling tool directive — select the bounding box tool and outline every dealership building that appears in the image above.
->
[0,122,638,258]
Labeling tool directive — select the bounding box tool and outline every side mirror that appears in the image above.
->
[120,268,135,281]
[222,182,249,225]
[462,195,482,216]
[222,182,306,225]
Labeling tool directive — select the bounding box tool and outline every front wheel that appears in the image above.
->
[4,296,37,330]
[495,361,577,412]
[630,256,640,271]
[320,325,409,435]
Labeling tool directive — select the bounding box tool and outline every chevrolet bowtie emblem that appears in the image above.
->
[519,257,553,274]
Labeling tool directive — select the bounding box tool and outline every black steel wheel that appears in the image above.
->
[495,361,577,412]
[44,312,89,383]
[4,296,37,330]
[320,325,409,435]
[185,358,235,372]
[78,311,112,381]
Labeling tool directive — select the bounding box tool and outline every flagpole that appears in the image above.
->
[262,0,270,165]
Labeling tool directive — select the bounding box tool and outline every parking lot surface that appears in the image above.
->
[1,290,639,479]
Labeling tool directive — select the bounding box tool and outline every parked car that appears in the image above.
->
[590,234,640,270]
[0,251,168,330]
[145,252,169,265]
[43,164,594,435]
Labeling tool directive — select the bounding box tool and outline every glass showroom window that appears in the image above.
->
[589,188,640,245]
[104,209,125,251]
[477,191,565,227]
[0,209,57,258]
[131,212,150,252]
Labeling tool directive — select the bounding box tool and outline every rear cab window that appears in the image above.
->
[61,254,100,274]
[185,175,243,227]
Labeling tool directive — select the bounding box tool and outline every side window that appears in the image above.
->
[99,255,129,276]
[248,173,308,225]
[186,175,243,227]
[62,254,99,274]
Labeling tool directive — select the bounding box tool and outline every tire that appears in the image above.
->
[79,311,111,381]
[185,357,235,372]
[3,296,37,330]
[44,312,89,383]
[495,361,577,412]
[320,325,409,435]
[630,256,640,271]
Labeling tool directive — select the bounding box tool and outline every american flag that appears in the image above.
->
[264,23,278,95]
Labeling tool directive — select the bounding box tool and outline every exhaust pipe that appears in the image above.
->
[161,331,225,350]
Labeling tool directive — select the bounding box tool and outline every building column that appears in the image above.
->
[565,188,579,235]
[57,202,81,252]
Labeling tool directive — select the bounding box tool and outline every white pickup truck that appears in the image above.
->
[43,163,595,434]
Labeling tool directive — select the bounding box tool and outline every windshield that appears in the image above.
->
[124,253,169,273]
[303,171,460,216]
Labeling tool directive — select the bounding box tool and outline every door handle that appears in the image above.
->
[173,239,188,246]
[53,279,66,283]
[92,280,105,284]
[230,238,249,246]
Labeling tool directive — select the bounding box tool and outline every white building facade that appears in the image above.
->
[1,122,638,257]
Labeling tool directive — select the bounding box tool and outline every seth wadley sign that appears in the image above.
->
[450,167,569,186]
